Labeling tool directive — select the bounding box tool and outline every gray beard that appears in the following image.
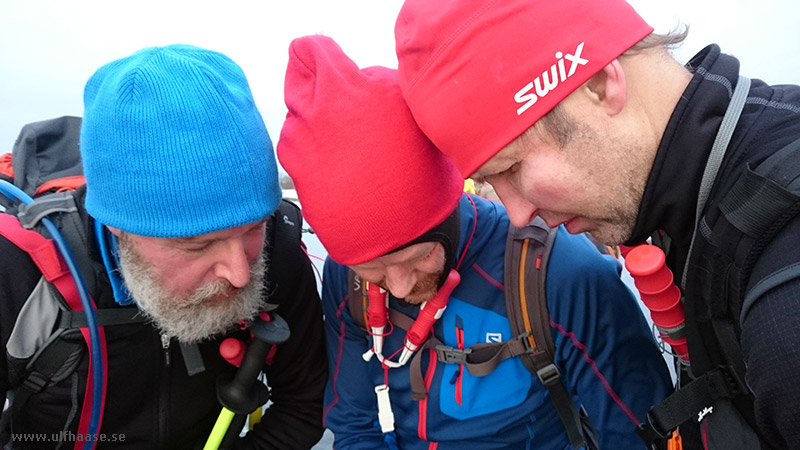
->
[116,236,267,343]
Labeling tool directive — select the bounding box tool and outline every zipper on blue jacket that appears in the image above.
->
[454,316,465,406]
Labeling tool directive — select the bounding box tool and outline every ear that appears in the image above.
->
[585,59,626,116]
[106,225,123,237]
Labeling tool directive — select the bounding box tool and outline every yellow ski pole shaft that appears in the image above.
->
[204,408,236,450]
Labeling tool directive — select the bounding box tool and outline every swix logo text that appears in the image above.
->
[514,42,588,116]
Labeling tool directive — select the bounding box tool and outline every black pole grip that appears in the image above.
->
[216,312,291,448]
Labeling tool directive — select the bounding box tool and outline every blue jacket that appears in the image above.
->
[322,194,672,449]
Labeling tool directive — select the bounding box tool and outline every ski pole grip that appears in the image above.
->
[216,313,290,414]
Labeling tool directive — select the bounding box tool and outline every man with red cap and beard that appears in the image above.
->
[277,35,671,450]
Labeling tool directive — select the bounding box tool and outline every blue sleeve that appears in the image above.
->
[546,229,673,450]
[321,258,392,450]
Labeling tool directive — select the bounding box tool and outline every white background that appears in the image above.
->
[2,0,799,156]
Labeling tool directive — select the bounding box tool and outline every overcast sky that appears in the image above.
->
[1,0,798,168]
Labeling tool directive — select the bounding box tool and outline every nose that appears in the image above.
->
[489,178,538,227]
[213,239,251,289]
[384,265,418,299]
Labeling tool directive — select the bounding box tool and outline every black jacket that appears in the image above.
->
[627,44,800,449]
[0,189,327,449]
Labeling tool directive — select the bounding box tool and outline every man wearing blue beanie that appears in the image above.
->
[0,45,326,449]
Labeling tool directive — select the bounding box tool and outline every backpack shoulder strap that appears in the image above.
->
[272,199,304,249]
[638,136,800,448]
[265,199,306,309]
[0,203,109,450]
[505,218,594,450]
[0,211,76,304]
[347,269,369,331]
[503,217,556,369]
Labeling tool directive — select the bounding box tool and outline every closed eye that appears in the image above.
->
[181,242,212,254]
[486,162,519,182]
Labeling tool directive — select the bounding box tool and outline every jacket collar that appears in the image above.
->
[625,44,742,252]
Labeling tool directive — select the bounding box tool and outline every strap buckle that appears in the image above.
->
[21,371,49,393]
[636,408,672,450]
[434,345,472,364]
[517,331,539,355]
[536,363,561,386]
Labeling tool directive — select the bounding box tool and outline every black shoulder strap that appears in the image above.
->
[504,218,593,450]
[272,199,304,250]
[347,269,369,331]
[265,199,306,308]
[638,136,800,448]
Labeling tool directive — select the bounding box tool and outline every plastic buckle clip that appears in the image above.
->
[635,409,672,450]
[518,331,539,355]
[536,363,561,387]
[434,345,472,364]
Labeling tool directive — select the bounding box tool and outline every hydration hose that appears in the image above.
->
[204,311,290,450]
[0,180,103,450]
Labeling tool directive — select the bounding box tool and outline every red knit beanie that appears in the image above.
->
[277,35,464,266]
[395,0,653,177]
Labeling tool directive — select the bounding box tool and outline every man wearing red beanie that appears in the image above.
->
[278,34,672,450]
[394,1,800,448]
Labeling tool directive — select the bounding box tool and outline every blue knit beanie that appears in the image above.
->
[81,44,281,237]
